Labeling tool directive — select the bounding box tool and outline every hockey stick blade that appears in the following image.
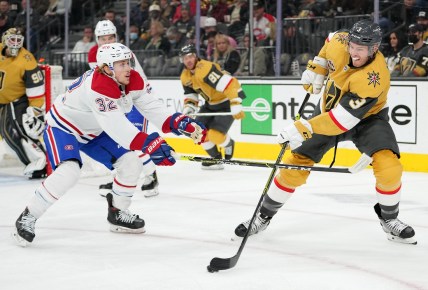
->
[209,255,239,271]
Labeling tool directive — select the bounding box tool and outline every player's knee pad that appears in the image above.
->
[114,151,142,186]
[42,160,81,200]
[277,153,314,189]
[372,150,402,191]
[207,129,226,145]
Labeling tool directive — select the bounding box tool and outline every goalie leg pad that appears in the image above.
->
[278,153,315,188]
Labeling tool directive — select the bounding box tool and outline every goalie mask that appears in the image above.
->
[2,28,24,57]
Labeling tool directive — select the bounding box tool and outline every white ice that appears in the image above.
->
[1,161,428,290]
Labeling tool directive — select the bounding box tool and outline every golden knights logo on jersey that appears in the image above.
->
[367,71,380,87]
[335,33,348,45]
[399,57,417,76]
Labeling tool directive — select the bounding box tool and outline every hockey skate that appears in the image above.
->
[106,193,145,234]
[99,181,112,197]
[224,139,235,160]
[141,171,159,198]
[233,214,271,240]
[12,208,37,247]
[374,203,417,245]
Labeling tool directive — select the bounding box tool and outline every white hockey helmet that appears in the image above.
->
[94,20,117,44]
[2,27,24,57]
[97,43,132,69]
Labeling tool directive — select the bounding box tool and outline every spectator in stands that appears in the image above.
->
[383,30,407,73]
[416,10,428,42]
[128,24,145,51]
[141,3,170,35]
[130,0,150,28]
[0,0,17,24]
[282,20,310,56]
[236,34,267,76]
[211,0,229,24]
[166,25,188,57]
[202,17,237,49]
[71,25,95,53]
[391,23,428,77]
[246,0,276,46]
[13,0,42,49]
[103,9,124,43]
[0,12,11,36]
[212,33,241,75]
[226,0,249,42]
[143,20,170,57]
[160,0,175,22]
[173,3,194,37]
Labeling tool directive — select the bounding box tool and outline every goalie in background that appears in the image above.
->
[0,27,47,179]
[179,44,246,170]
[234,20,417,245]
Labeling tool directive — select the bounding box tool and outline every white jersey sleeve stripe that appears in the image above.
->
[329,103,360,131]
[215,74,233,92]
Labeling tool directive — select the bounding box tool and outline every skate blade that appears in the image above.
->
[11,231,30,247]
[143,188,159,198]
[231,234,243,241]
[109,225,146,234]
[201,165,225,171]
[387,234,417,245]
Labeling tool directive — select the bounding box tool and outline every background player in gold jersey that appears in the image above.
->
[179,44,246,170]
[234,20,416,245]
[0,28,46,178]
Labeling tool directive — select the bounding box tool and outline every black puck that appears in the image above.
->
[207,265,218,273]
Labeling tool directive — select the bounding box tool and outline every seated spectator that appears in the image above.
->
[0,12,11,36]
[211,33,241,75]
[382,30,407,73]
[203,17,237,48]
[245,0,276,46]
[236,34,267,76]
[71,26,95,53]
[391,23,428,77]
[141,3,170,35]
[160,0,175,22]
[0,0,17,24]
[166,25,189,56]
[282,20,310,56]
[130,0,150,28]
[143,20,171,56]
[226,0,249,41]
[128,24,145,51]
[211,0,228,24]
[173,3,194,37]
[416,10,428,43]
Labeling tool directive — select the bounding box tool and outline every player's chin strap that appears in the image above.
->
[173,152,372,174]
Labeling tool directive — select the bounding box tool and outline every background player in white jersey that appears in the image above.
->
[0,28,47,179]
[90,19,160,197]
[234,20,416,245]
[12,43,206,247]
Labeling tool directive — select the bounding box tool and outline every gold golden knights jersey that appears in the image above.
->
[308,31,391,136]
[180,59,243,107]
[0,44,45,107]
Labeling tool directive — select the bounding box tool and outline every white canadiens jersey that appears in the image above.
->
[47,69,170,149]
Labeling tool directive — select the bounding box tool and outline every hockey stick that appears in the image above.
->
[189,106,272,117]
[206,93,311,273]
[177,153,371,174]
[206,142,288,272]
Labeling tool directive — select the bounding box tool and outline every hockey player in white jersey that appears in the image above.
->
[90,19,160,197]
[12,43,206,247]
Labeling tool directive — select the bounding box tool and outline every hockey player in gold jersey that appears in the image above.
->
[179,44,246,170]
[234,20,416,244]
[0,28,47,178]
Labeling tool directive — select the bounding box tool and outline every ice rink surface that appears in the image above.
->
[1,161,428,290]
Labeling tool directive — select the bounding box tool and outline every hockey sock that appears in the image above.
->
[27,160,80,218]
[259,177,295,218]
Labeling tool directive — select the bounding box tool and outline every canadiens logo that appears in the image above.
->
[367,71,380,87]
[64,145,74,150]
[336,34,348,44]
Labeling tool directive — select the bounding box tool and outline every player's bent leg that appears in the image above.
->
[201,140,224,170]
[219,134,235,160]
[108,152,145,233]
[372,150,416,244]
[13,160,81,246]
[138,153,159,197]
[234,153,313,239]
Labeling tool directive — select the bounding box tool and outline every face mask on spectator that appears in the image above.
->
[130,32,139,40]
[408,34,418,44]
